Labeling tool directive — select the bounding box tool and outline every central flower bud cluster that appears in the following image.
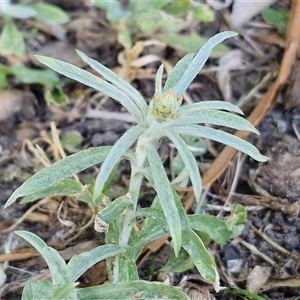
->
[152,89,183,118]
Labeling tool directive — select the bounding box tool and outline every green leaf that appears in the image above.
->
[98,195,132,224]
[129,0,170,13]
[131,199,168,259]
[226,204,247,237]
[0,19,26,57]
[170,124,268,162]
[11,65,59,86]
[0,4,36,19]
[178,100,244,115]
[145,144,181,255]
[182,229,216,283]
[170,109,259,134]
[164,0,190,15]
[35,55,143,123]
[22,279,56,300]
[117,26,132,49]
[60,131,83,151]
[262,7,288,36]
[76,280,190,300]
[45,84,68,105]
[76,50,147,117]
[49,283,77,300]
[30,3,70,24]
[171,186,190,230]
[188,215,231,245]
[155,64,164,95]
[161,248,194,273]
[232,203,247,223]
[94,125,145,202]
[173,31,237,97]
[15,231,71,286]
[67,244,126,282]
[133,12,185,35]
[163,53,194,93]
[0,71,7,90]
[117,254,139,282]
[94,0,128,22]
[133,207,165,220]
[229,288,266,300]
[192,4,215,23]
[158,33,229,55]
[162,129,202,202]
[20,179,91,204]
[5,146,111,208]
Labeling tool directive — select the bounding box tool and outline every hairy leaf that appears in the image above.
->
[5,147,111,208]
[171,125,268,162]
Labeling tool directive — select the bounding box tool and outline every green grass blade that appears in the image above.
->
[76,50,147,116]
[5,147,111,208]
[170,109,259,133]
[173,31,237,96]
[35,55,143,123]
[178,100,244,114]
[94,125,145,202]
[15,231,71,286]
[162,129,202,202]
[171,125,268,162]
[145,144,182,255]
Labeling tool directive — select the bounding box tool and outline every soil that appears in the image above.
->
[1,1,300,299]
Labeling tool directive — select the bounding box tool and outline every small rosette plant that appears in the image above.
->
[5,31,267,299]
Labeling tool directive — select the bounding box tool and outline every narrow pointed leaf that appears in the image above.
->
[49,283,77,300]
[76,50,147,116]
[145,144,181,255]
[99,195,132,224]
[131,223,167,260]
[5,146,111,208]
[133,207,165,220]
[35,55,143,122]
[118,255,139,281]
[162,129,202,202]
[20,179,91,204]
[30,3,70,24]
[76,280,190,300]
[171,125,268,162]
[155,63,164,95]
[170,109,259,134]
[183,229,217,283]
[94,125,145,201]
[0,19,26,56]
[67,244,126,282]
[178,100,244,115]
[131,196,167,259]
[15,231,70,285]
[173,31,237,96]
[163,53,194,92]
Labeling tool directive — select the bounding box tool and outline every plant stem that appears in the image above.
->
[112,132,159,282]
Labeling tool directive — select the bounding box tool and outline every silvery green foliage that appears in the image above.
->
[6,31,267,298]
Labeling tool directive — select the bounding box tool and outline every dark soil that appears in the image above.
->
[1,1,300,299]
